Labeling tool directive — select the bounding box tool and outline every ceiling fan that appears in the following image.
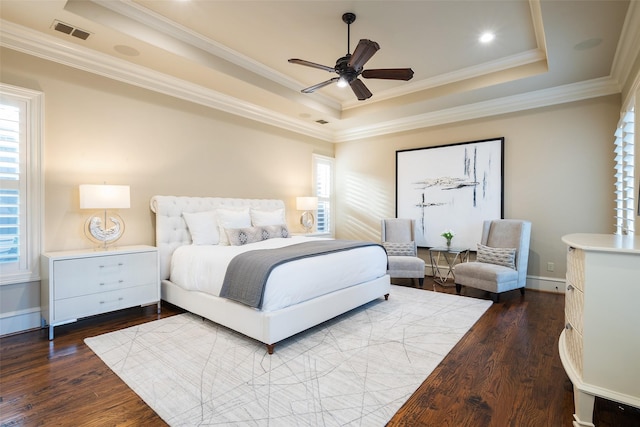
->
[288,12,414,101]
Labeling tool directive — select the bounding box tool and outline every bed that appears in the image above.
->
[150,196,390,354]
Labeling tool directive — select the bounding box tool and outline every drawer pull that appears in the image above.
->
[565,323,573,330]
[567,284,574,291]
[99,297,124,304]
[99,280,124,286]
[98,263,124,268]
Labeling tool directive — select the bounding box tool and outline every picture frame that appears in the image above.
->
[396,137,504,249]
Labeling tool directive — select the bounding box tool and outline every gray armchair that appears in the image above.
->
[454,219,531,302]
[381,218,425,287]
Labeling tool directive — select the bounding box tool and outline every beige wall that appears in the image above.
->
[1,48,333,252]
[0,48,333,333]
[334,95,621,281]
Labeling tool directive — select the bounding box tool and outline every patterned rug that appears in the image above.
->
[85,285,492,426]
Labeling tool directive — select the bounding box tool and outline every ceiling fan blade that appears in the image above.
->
[362,68,415,81]
[288,58,336,73]
[349,78,372,100]
[348,39,380,71]
[301,77,340,93]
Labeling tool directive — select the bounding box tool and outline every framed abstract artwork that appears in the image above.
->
[396,138,504,249]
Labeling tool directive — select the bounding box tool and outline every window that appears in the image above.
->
[0,84,43,285]
[614,103,635,235]
[313,154,334,235]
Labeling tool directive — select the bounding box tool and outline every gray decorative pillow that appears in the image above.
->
[476,243,516,269]
[383,241,415,256]
[226,224,290,246]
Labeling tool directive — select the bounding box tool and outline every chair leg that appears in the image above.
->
[455,283,462,294]
[491,293,500,303]
[418,277,424,288]
[519,287,525,296]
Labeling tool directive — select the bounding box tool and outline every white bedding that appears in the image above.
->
[170,236,388,312]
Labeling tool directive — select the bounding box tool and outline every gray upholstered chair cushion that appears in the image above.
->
[387,255,425,278]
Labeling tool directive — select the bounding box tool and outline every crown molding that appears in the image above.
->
[342,48,547,110]
[0,18,626,144]
[334,77,621,143]
[65,0,341,117]
[0,20,334,142]
[611,0,640,107]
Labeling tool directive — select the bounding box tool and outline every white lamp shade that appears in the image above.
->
[296,196,318,211]
[79,184,130,209]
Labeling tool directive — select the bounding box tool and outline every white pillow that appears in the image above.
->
[183,211,219,245]
[216,207,251,245]
[250,208,285,226]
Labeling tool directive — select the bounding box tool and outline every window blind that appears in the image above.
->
[0,104,21,263]
[614,107,635,235]
[313,154,334,234]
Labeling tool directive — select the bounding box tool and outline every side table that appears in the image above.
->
[429,246,470,285]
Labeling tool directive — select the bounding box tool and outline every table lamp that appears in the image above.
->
[79,184,130,248]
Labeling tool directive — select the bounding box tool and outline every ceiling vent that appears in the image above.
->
[315,119,329,125]
[52,20,91,41]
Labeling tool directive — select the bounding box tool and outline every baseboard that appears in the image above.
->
[0,307,41,337]
[425,264,566,295]
[526,275,566,294]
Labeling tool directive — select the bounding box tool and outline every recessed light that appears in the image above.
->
[479,32,495,44]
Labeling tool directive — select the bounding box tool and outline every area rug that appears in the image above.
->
[85,285,492,426]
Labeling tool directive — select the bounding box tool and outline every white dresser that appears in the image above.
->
[559,233,640,427]
[41,245,160,339]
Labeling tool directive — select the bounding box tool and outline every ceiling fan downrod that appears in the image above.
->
[342,12,356,55]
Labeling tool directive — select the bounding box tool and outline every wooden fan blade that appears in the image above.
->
[348,39,380,71]
[288,58,336,73]
[349,78,372,100]
[362,68,414,81]
[301,77,340,93]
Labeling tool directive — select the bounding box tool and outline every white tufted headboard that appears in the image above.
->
[150,196,285,280]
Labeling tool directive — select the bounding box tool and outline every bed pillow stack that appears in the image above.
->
[183,207,289,246]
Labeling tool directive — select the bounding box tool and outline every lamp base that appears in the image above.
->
[300,211,315,233]
[84,210,125,248]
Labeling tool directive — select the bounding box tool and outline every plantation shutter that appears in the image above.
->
[614,107,635,235]
[313,154,334,234]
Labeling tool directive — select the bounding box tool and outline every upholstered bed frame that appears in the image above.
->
[150,196,390,354]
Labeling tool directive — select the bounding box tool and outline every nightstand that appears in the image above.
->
[40,245,160,339]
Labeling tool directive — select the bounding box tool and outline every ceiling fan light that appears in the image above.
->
[337,77,349,88]
[479,31,495,43]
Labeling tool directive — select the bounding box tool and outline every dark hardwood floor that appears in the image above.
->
[1,279,639,426]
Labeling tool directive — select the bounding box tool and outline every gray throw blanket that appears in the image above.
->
[219,240,383,309]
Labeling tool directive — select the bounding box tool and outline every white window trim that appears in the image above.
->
[0,83,43,285]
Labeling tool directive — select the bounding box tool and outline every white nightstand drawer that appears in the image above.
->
[53,251,157,299]
[54,283,157,322]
